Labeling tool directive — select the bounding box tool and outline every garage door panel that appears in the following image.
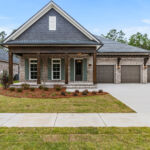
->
[121,65,140,83]
[97,65,114,83]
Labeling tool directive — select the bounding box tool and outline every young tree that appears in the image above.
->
[128,32,150,50]
[102,29,127,43]
[0,31,7,49]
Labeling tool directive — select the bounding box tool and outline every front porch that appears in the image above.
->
[10,82,97,90]
[9,46,97,88]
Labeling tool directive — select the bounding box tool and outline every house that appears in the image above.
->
[0,49,19,79]
[2,1,150,88]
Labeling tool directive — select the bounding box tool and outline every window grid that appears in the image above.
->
[52,59,61,80]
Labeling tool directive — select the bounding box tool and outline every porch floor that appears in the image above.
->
[10,82,97,90]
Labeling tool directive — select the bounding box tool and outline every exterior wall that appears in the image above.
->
[96,57,146,84]
[16,9,90,41]
[19,54,93,83]
[0,61,19,77]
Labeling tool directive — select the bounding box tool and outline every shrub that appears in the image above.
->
[21,84,30,90]
[73,92,78,96]
[61,91,66,96]
[82,90,89,96]
[67,92,71,95]
[51,93,57,97]
[54,85,62,91]
[75,90,79,93]
[17,88,23,93]
[30,88,35,91]
[39,85,44,90]
[43,87,49,91]
[9,87,15,92]
[0,71,9,89]
[92,91,97,95]
[98,90,103,93]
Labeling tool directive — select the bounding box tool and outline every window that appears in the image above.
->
[52,59,61,80]
[29,59,37,80]
[49,16,56,30]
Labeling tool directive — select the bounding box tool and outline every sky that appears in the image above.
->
[0,0,150,38]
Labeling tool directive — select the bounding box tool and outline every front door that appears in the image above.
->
[75,59,83,81]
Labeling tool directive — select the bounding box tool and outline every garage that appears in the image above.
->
[97,65,114,83]
[147,66,150,83]
[121,65,141,83]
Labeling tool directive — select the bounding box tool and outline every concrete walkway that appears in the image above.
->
[1,113,150,127]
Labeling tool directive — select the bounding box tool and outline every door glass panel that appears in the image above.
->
[75,60,82,81]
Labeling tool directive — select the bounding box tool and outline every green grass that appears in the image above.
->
[0,94,134,113]
[0,127,149,150]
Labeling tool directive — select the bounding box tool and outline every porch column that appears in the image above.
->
[65,55,68,84]
[9,51,13,84]
[37,53,41,84]
[93,52,97,84]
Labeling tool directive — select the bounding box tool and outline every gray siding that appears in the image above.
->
[16,9,90,41]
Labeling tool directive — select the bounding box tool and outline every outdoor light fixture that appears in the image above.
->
[77,53,82,56]
[144,65,147,69]
[117,65,121,69]
[77,60,82,63]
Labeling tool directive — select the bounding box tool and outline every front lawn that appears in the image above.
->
[0,94,134,113]
[0,127,150,150]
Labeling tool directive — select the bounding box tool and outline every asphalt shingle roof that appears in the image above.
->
[96,36,150,53]
[0,49,19,64]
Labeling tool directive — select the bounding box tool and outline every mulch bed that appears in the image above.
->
[0,87,108,99]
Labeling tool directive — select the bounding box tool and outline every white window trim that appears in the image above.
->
[29,58,37,81]
[49,16,56,31]
[74,58,83,82]
[52,58,61,80]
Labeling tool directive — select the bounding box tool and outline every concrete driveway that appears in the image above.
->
[98,84,150,113]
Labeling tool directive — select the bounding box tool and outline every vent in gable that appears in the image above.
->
[49,16,56,30]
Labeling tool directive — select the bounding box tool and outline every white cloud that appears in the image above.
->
[89,28,101,35]
[142,19,150,25]
[0,16,11,20]
[0,26,14,35]
[123,26,150,38]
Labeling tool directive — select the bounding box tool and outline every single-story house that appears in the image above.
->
[1,1,150,88]
[0,49,19,78]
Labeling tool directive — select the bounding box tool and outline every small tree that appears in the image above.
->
[0,70,9,89]
[102,29,127,43]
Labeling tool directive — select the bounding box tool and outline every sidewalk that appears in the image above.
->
[0,113,150,127]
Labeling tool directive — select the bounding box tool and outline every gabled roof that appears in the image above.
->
[96,36,150,54]
[4,1,101,46]
[0,49,19,64]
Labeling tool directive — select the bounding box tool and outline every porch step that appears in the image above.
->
[66,85,97,90]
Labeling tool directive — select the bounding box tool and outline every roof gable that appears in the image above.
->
[4,1,100,44]
[15,8,91,41]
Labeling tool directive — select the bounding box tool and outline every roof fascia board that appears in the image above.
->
[4,2,100,44]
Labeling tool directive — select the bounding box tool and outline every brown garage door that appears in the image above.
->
[121,65,140,83]
[147,66,150,82]
[97,65,114,83]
